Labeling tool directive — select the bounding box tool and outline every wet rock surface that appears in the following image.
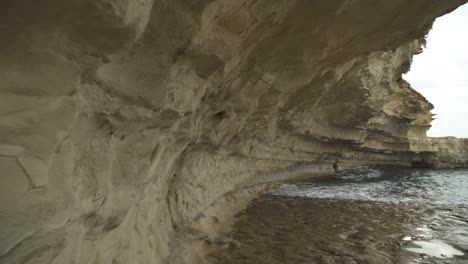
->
[209,168,468,264]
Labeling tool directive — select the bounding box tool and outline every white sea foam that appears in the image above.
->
[405,240,464,258]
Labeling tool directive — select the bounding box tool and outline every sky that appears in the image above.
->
[404,4,468,138]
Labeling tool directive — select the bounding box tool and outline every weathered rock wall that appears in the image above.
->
[427,137,468,168]
[1,0,467,263]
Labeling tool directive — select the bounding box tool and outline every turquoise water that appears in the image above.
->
[209,168,468,264]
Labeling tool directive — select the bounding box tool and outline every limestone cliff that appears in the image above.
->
[1,1,467,263]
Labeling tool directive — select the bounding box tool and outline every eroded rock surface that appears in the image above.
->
[1,1,467,263]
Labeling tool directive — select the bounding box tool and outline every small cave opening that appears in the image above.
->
[404,3,468,138]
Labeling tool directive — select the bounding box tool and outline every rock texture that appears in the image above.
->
[1,0,467,263]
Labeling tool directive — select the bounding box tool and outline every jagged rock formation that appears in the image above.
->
[1,0,467,263]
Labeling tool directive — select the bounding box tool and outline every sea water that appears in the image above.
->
[209,167,468,264]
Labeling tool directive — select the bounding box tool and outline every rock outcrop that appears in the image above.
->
[1,1,467,263]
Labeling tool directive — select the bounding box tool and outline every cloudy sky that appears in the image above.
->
[404,4,468,138]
